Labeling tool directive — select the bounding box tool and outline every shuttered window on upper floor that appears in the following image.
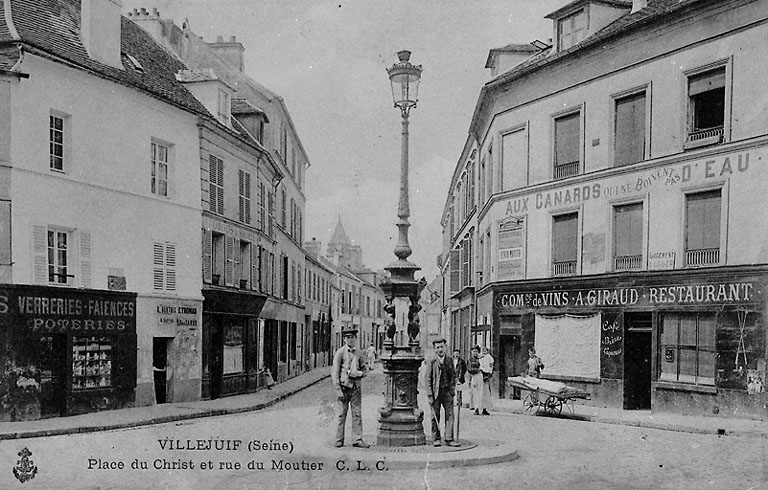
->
[614,92,646,167]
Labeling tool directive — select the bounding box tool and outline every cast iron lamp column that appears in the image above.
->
[377,51,427,447]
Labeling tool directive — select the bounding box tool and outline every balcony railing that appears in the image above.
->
[684,126,723,150]
[685,248,720,267]
[552,260,577,276]
[615,255,643,271]
[554,161,579,180]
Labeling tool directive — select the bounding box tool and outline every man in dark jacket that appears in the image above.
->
[425,338,459,447]
[452,348,467,386]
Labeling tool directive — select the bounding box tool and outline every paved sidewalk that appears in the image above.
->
[0,367,330,440]
[491,397,768,439]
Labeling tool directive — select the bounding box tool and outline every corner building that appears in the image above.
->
[445,0,768,419]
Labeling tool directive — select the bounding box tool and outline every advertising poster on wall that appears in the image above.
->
[497,216,525,281]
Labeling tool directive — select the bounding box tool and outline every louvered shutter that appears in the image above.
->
[258,182,265,231]
[202,229,213,284]
[165,242,176,291]
[225,235,234,286]
[233,239,241,284]
[251,244,259,290]
[153,242,164,290]
[245,172,251,224]
[79,231,92,288]
[209,155,218,213]
[449,249,460,293]
[32,224,48,284]
[238,170,245,222]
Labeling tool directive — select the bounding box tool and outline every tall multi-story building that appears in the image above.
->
[0,0,210,420]
[444,0,768,419]
[129,9,312,392]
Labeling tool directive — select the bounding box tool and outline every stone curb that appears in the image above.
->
[494,405,768,439]
[0,374,330,441]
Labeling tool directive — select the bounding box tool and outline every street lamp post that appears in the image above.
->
[377,51,426,447]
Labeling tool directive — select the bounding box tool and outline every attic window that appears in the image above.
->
[558,9,587,51]
[124,53,144,73]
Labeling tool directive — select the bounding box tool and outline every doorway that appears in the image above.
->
[500,335,521,399]
[624,312,652,410]
[39,334,67,418]
[153,338,170,404]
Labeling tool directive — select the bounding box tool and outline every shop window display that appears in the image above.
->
[72,337,112,390]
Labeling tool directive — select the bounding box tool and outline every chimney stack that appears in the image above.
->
[81,0,123,69]
[209,35,246,72]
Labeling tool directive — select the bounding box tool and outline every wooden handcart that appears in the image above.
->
[507,376,591,416]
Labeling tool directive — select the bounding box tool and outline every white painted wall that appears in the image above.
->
[10,55,202,297]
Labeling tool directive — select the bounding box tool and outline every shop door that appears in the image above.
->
[500,336,520,399]
[153,338,170,404]
[624,313,652,410]
[263,320,278,383]
[39,334,67,418]
[209,321,223,399]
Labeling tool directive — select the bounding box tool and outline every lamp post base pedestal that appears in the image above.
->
[376,345,426,447]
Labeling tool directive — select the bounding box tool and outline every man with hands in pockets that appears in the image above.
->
[331,328,369,448]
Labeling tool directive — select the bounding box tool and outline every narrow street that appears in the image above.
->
[1,366,766,490]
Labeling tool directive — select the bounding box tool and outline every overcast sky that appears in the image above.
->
[124,0,565,279]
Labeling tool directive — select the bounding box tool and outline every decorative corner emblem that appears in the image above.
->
[13,447,37,483]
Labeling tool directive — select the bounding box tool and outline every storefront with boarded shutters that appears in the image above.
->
[0,285,137,421]
[492,266,768,419]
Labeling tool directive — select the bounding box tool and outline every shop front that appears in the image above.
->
[135,296,203,406]
[492,266,768,419]
[0,285,137,421]
[202,289,266,399]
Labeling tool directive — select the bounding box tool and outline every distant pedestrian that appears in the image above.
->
[331,329,369,448]
[425,338,459,447]
[366,343,376,370]
[479,347,494,415]
[467,345,487,415]
[527,349,544,378]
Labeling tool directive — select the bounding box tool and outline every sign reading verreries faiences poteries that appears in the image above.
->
[496,281,762,310]
[0,285,137,333]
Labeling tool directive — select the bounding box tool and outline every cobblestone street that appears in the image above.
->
[1,367,766,490]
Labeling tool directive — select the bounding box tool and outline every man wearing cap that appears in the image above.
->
[331,328,369,448]
[424,338,459,447]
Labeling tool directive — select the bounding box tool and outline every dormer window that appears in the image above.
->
[558,9,586,51]
[217,89,230,125]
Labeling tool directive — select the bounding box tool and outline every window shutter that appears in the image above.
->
[553,214,578,262]
[449,249,460,293]
[615,93,646,167]
[238,170,245,222]
[79,231,92,289]
[251,244,259,290]
[32,224,48,284]
[202,229,213,284]
[555,113,580,166]
[686,190,721,250]
[689,69,725,96]
[225,235,234,286]
[245,172,251,224]
[153,242,165,290]
[165,242,176,291]
[614,204,643,257]
[258,182,265,231]
[233,240,241,283]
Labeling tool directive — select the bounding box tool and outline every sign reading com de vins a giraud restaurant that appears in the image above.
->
[0,287,136,333]
[496,281,762,310]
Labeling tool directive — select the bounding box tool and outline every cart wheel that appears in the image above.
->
[523,393,538,413]
[544,396,563,416]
